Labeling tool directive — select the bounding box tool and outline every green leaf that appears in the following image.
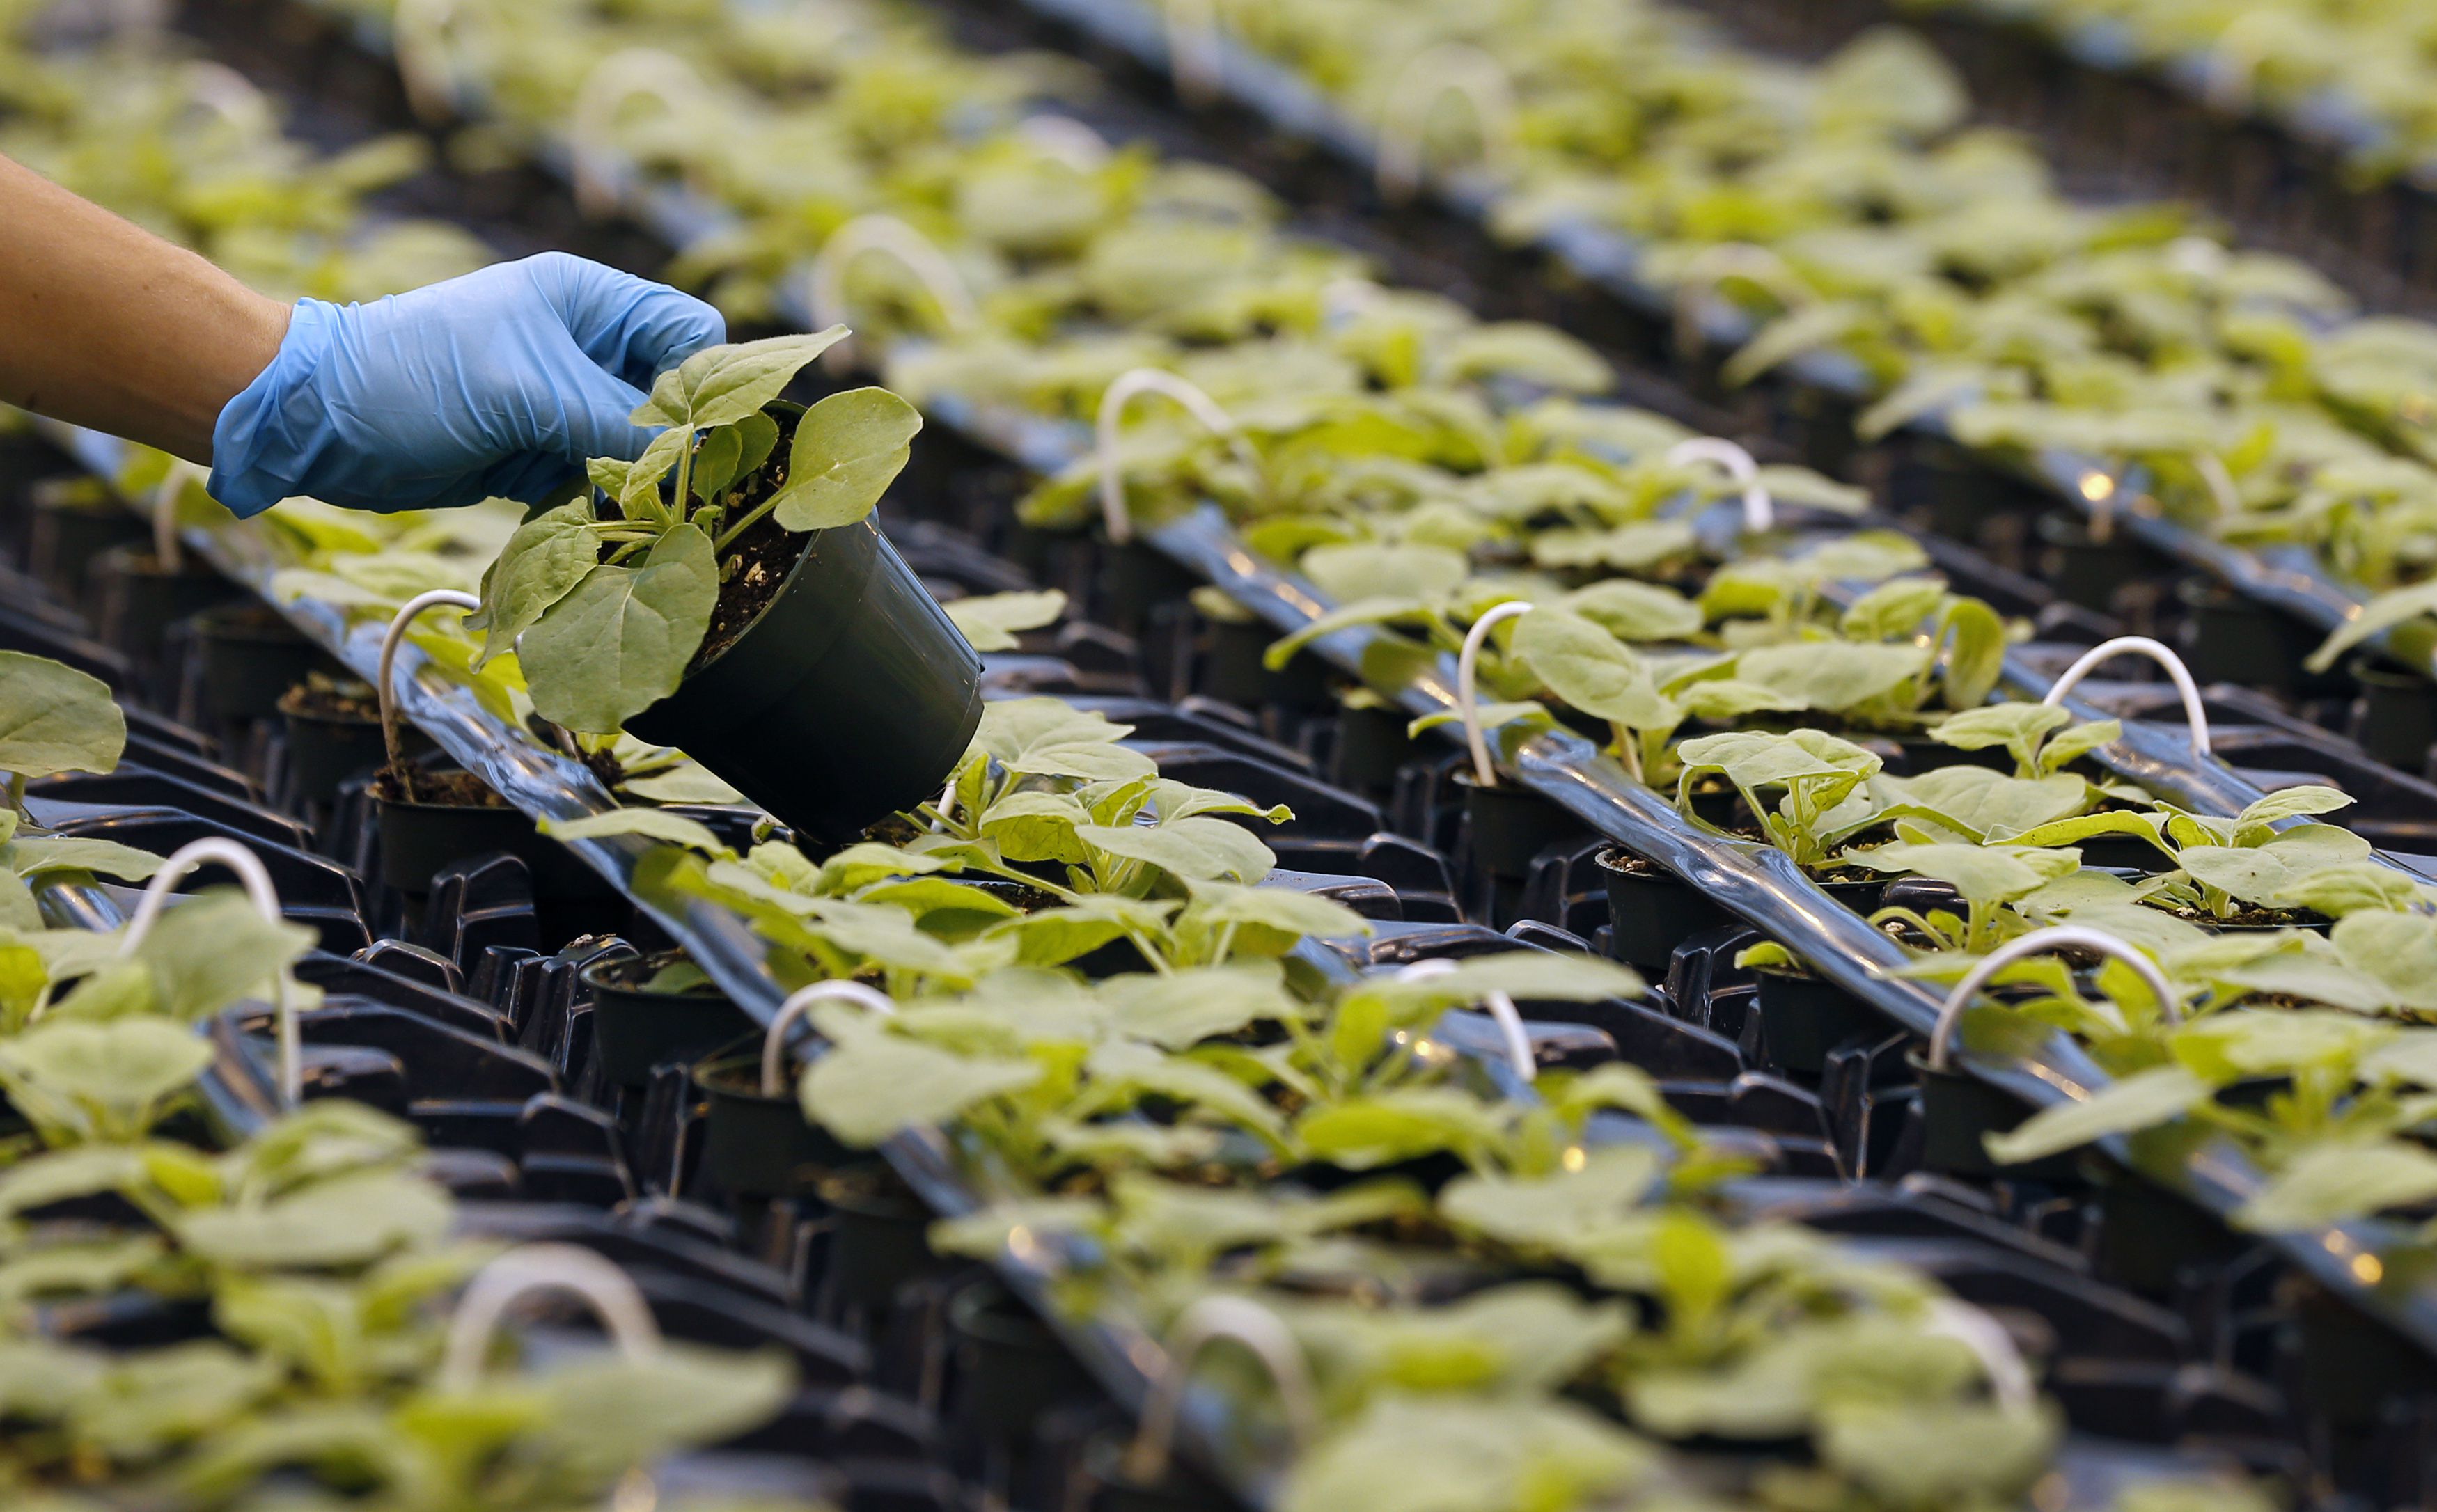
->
[2306,580,2437,674]
[1559,581,1704,643]
[944,589,1067,652]
[769,387,924,532]
[1982,1066,2211,1165]
[132,891,315,1022]
[538,808,732,858]
[2236,1140,2437,1230]
[1821,1399,2062,1508]
[1097,960,1300,1048]
[1847,840,2081,907]
[801,1027,1043,1145]
[1296,1086,1508,1170]
[971,698,1157,783]
[1297,542,1468,603]
[175,1170,453,1268]
[1173,879,1372,957]
[1512,609,1679,731]
[518,1344,797,1485]
[467,501,597,668]
[522,524,719,734]
[0,1018,214,1142]
[632,330,849,428]
[2176,824,2373,908]
[1732,640,1930,712]
[2235,785,2355,827]
[1077,817,1276,884]
[1439,1146,1663,1249]
[1280,1394,1654,1512]
[0,652,123,778]
[3,835,162,882]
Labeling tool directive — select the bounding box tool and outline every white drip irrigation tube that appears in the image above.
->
[760,979,895,1098]
[2040,636,2212,758]
[1927,925,2182,1073]
[1374,43,1519,205]
[1159,0,1225,105]
[804,215,980,370]
[1094,369,1261,547]
[119,839,299,1107]
[439,1243,662,1389]
[570,49,707,221]
[1455,600,1533,789]
[1922,1297,2038,1413]
[1122,1295,1320,1484]
[1398,957,1535,1082]
[1665,437,1773,535]
[377,590,482,779]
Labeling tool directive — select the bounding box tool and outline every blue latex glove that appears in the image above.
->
[209,252,726,517]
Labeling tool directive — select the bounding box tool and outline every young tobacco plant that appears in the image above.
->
[468,331,925,732]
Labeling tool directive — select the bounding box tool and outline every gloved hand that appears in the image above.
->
[209,251,726,517]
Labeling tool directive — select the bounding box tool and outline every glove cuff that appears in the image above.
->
[208,297,348,519]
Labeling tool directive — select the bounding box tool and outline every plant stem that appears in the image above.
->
[714,493,783,553]
[671,441,695,526]
[6,772,23,820]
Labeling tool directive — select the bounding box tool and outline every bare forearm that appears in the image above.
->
[0,153,291,462]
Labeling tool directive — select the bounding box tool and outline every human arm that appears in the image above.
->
[0,151,726,515]
[0,151,290,464]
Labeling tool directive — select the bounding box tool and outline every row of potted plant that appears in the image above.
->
[1026,0,2437,706]
[0,8,2301,1499]
[1896,0,2437,185]
[0,647,820,1510]
[245,0,2437,1290]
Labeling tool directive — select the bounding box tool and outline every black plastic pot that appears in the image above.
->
[2296,1286,2437,1431]
[2093,1173,2242,1296]
[1204,617,1331,714]
[1913,1053,2081,1183]
[820,1172,948,1312]
[375,785,616,902]
[281,691,418,806]
[2035,512,2147,612]
[581,955,753,1089]
[92,546,243,658]
[2175,577,2299,693]
[696,1052,855,1199]
[28,494,146,604]
[948,1278,1095,1448]
[1755,965,1883,1075]
[1331,703,1416,794]
[1598,845,1733,972]
[1456,771,1583,879]
[195,604,330,724]
[1100,538,1203,638]
[2349,654,2437,774]
[1457,771,1588,929]
[627,516,982,847]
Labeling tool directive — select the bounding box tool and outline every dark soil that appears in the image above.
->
[579,745,627,790]
[372,766,508,808]
[280,675,379,722]
[2165,905,2333,930]
[699,512,797,666]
